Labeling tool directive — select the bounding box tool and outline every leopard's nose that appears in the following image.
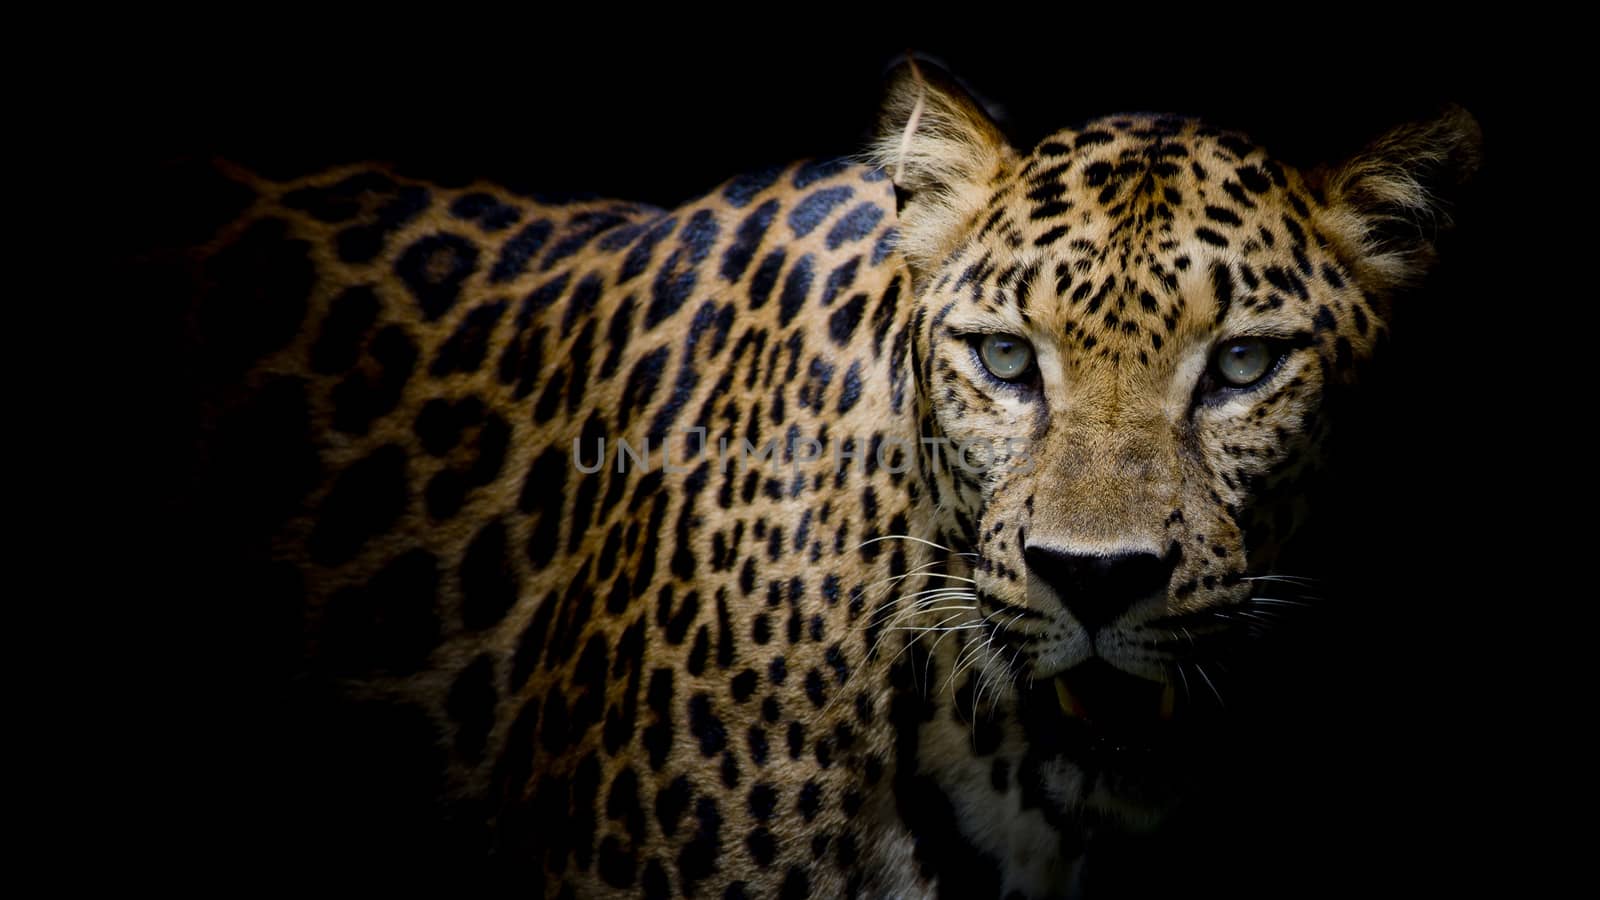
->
[1022,545,1178,631]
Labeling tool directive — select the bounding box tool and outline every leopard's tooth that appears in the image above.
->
[1159,680,1176,721]
[1054,677,1079,718]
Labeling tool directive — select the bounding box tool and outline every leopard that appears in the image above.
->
[165,62,1480,897]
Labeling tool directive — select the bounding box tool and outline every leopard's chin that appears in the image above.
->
[1017,659,1221,823]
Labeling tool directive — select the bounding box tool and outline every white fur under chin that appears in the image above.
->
[911,631,1087,898]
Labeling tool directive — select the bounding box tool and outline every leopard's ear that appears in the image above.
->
[871,59,1015,280]
[1311,106,1483,296]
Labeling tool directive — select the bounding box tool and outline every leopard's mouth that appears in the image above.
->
[1019,659,1217,786]
[1053,660,1176,730]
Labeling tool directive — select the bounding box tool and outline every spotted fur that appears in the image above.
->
[174,64,1479,898]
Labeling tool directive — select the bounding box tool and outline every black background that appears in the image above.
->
[119,27,1507,207]
[119,20,1533,896]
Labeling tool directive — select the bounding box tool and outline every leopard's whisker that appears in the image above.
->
[921,615,978,693]
[855,558,957,599]
[996,642,1027,719]
[855,569,977,610]
[864,606,950,660]
[861,589,977,631]
[924,605,1005,689]
[973,639,1015,718]
[946,635,994,698]
[940,636,985,700]
[861,590,984,670]
[827,605,970,718]
[1193,661,1225,709]
[889,623,987,633]
[1241,575,1322,585]
[1244,597,1314,608]
[884,607,980,626]
[857,534,974,556]
[971,649,996,746]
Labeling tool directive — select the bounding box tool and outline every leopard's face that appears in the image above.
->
[917,120,1363,816]
[879,65,1478,828]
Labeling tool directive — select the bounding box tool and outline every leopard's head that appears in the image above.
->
[876,62,1480,820]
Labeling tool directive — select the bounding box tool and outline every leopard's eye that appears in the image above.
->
[1212,337,1274,387]
[979,334,1035,381]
